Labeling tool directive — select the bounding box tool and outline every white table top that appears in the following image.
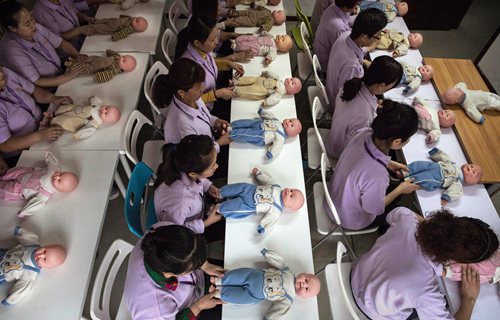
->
[80,0,166,54]
[0,150,118,320]
[30,51,149,151]
[222,8,319,319]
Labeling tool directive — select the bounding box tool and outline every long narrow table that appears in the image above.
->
[222,3,319,320]
[80,0,167,54]
[0,150,118,320]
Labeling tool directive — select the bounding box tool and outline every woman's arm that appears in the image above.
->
[384,179,420,207]
[58,39,80,58]
[34,62,85,88]
[454,265,480,320]
[0,127,64,154]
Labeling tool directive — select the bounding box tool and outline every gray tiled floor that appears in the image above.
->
[83,1,500,319]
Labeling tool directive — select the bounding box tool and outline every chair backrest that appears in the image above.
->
[300,22,314,64]
[161,28,177,67]
[169,0,188,34]
[312,54,329,105]
[321,152,342,226]
[123,110,153,165]
[312,97,329,156]
[144,61,169,119]
[336,242,369,320]
[125,162,157,237]
[294,0,313,38]
[90,239,133,320]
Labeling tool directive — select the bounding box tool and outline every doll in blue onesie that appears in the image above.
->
[229,108,302,160]
[217,168,304,234]
[210,248,320,320]
[358,0,408,21]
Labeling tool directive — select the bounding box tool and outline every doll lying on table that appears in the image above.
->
[230,0,282,6]
[224,5,285,32]
[49,96,121,140]
[0,152,78,217]
[442,82,500,124]
[376,29,423,57]
[217,168,304,234]
[210,248,320,319]
[358,0,408,22]
[412,97,456,144]
[108,0,149,10]
[400,62,434,94]
[229,108,302,160]
[230,71,302,106]
[231,33,293,64]
[65,50,136,83]
[446,245,500,285]
[81,15,148,41]
[405,147,482,205]
[0,226,66,306]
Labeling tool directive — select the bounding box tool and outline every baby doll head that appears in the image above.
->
[396,2,408,16]
[295,273,321,298]
[275,34,293,52]
[408,32,423,48]
[268,0,281,5]
[118,55,137,72]
[418,65,434,81]
[461,164,483,185]
[281,188,304,211]
[442,87,465,105]
[131,17,148,32]
[284,77,302,95]
[51,172,78,193]
[34,245,66,269]
[272,10,286,25]
[99,105,121,124]
[437,109,456,127]
[282,118,302,137]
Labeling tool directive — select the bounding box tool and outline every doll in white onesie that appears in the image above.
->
[412,97,456,144]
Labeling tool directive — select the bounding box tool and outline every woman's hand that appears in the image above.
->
[65,62,85,80]
[388,160,408,178]
[190,291,223,316]
[201,261,226,277]
[208,185,222,200]
[216,131,231,146]
[214,119,229,134]
[79,25,96,36]
[49,95,73,107]
[204,205,223,228]
[395,178,420,194]
[231,50,255,62]
[37,126,64,142]
[460,265,480,302]
[229,62,244,77]
[215,88,235,100]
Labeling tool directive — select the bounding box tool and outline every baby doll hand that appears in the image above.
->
[251,168,260,176]
[441,198,449,206]
[392,50,401,57]
[208,185,222,200]
[229,62,245,77]
[426,133,437,144]
[201,261,227,277]
[403,86,411,94]
[264,56,273,65]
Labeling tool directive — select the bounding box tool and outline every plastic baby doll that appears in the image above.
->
[442,82,500,124]
[0,226,66,305]
[229,108,302,160]
[64,50,137,83]
[225,5,285,32]
[210,248,320,319]
[217,168,304,234]
[50,96,121,140]
[405,147,482,205]
[400,62,434,94]
[108,0,149,10]
[232,0,282,6]
[412,97,456,144]
[229,71,302,106]
[0,152,78,217]
[231,33,293,64]
[358,0,408,22]
[83,15,148,41]
[445,248,500,285]
[376,29,423,57]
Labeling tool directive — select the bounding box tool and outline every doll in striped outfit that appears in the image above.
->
[81,15,148,41]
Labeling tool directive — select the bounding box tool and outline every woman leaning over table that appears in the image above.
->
[0,0,85,90]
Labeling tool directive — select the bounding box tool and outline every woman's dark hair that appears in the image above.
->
[336,0,360,9]
[416,209,499,264]
[191,0,219,20]
[155,135,215,188]
[174,14,217,59]
[142,225,208,274]
[0,0,25,29]
[341,56,403,101]
[372,99,418,143]
[351,8,388,39]
[152,58,206,107]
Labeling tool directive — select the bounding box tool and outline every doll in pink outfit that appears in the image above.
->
[231,33,293,64]
[0,152,78,217]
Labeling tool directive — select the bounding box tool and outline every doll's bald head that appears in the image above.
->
[131,16,148,32]
[272,10,286,25]
[34,245,66,269]
[99,105,121,124]
[51,172,78,193]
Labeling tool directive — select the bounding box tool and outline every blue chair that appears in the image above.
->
[124,162,158,237]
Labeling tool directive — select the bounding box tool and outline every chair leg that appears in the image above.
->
[119,153,133,178]
[114,172,126,199]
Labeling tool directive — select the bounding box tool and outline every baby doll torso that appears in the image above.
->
[50,104,102,133]
[460,85,500,112]
[231,118,286,146]
[445,249,500,284]
[234,35,276,57]
[401,64,421,84]
[89,16,133,34]
[70,55,118,75]
[233,77,284,100]
[359,0,397,21]
[412,99,441,142]
[233,7,273,27]
[377,29,409,55]
[0,244,40,283]
[0,166,54,201]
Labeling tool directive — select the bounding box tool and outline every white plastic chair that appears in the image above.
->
[90,239,134,320]
[313,153,378,256]
[144,61,169,127]
[307,55,331,124]
[307,97,336,171]
[296,22,313,82]
[168,0,188,34]
[161,28,176,67]
[324,242,369,320]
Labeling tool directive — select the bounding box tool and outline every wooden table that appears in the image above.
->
[423,58,500,183]
[0,150,118,320]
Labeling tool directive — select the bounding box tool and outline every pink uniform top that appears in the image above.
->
[351,207,452,320]
[154,172,212,234]
[0,166,52,201]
